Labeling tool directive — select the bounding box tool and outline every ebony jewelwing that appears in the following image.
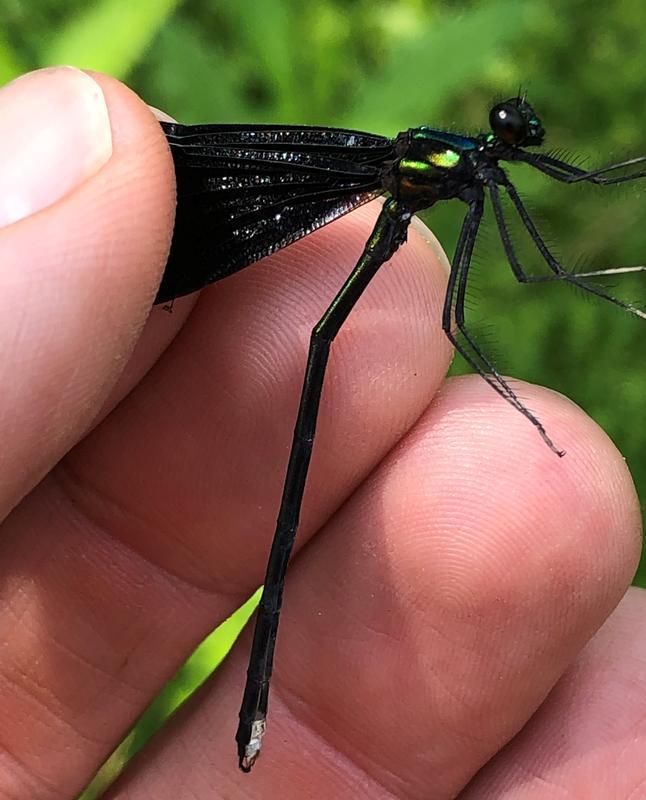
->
[155,97,645,771]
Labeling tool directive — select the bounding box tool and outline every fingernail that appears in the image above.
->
[0,67,112,228]
[148,105,176,123]
[410,214,452,275]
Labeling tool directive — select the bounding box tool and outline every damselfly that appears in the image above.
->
[156,97,645,771]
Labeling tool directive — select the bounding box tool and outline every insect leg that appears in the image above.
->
[494,179,645,320]
[514,150,646,185]
[443,191,563,454]
[236,198,411,772]
[520,265,646,282]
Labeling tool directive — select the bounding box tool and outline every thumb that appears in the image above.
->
[0,67,176,516]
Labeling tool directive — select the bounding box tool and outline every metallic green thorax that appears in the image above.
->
[429,149,461,168]
[384,126,478,208]
[399,149,460,175]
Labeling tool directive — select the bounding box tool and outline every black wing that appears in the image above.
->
[155,122,394,303]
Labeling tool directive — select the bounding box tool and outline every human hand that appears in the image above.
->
[0,68,643,799]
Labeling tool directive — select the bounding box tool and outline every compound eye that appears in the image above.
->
[489,102,528,145]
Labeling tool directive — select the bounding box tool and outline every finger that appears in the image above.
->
[0,67,177,518]
[106,377,640,799]
[460,585,646,798]
[64,203,453,589]
[0,207,451,798]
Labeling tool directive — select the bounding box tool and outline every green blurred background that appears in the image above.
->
[1,0,644,796]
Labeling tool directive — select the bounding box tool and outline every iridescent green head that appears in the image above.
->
[489,97,545,147]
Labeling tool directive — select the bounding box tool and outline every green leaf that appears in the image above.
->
[344,1,527,132]
[134,18,251,122]
[0,36,25,84]
[77,591,259,800]
[41,0,183,79]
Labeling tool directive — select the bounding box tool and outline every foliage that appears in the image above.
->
[1,1,644,796]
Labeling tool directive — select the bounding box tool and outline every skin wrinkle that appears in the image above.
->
[265,682,404,800]
[0,634,93,730]
[3,582,137,697]
[307,345,440,546]
[461,591,646,798]
[425,646,528,760]
[271,560,482,797]
[243,544,424,795]
[135,309,302,529]
[0,541,212,796]
[627,774,646,800]
[45,462,243,662]
[0,738,53,800]
[617,709,646,770]
[52,456,242,599]
[18,620,145,736]
[505,771,576,799]
[0,476,268,776]
[325,535,475,718]
[0,665,79,735]
[0,576,135,744]
[0,648,133,754]
[311,512,413,647]
[2,578,36,630]
[0,677,91,800]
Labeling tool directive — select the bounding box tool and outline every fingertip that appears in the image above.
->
[0,68,177,513]
[272,374,641,794]
[426,375,642,609]
[409,211,452,275]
